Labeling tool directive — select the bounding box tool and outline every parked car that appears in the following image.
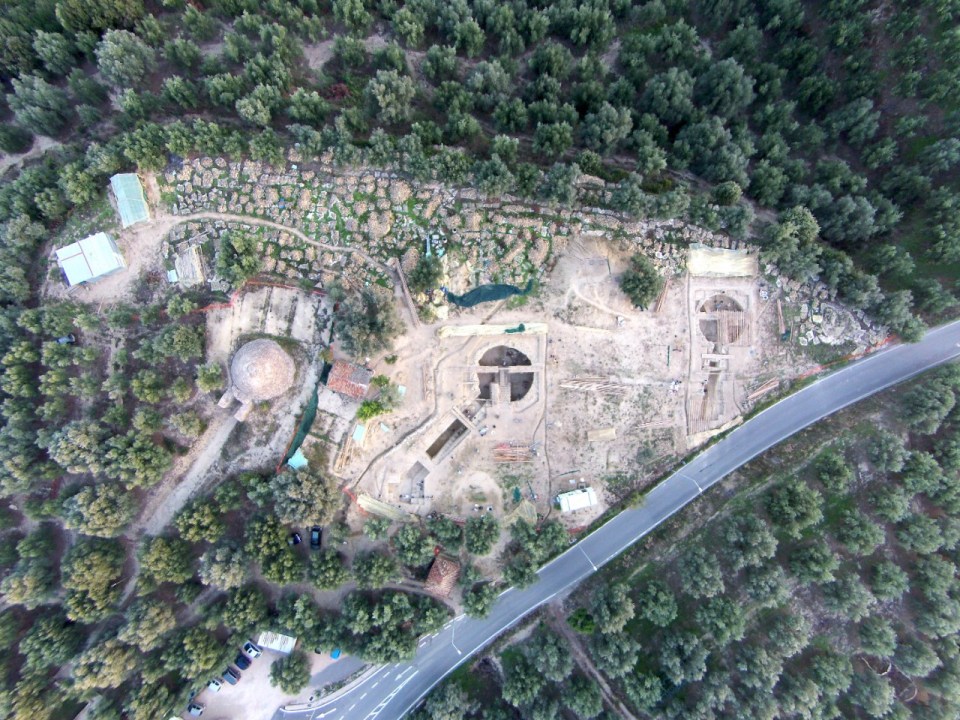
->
[331,648,342,660]
[242,641,262,659]
[187,703,204,717]
[207,678,222,693]
[310,526,322,549]
[223,668,240,685]
[288,532,302,546]
[235,653,251,670]
[56,334,76,345]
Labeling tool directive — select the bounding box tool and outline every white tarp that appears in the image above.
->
[55,232,125,286]
[558,487,598,512]
[257,631,297,654]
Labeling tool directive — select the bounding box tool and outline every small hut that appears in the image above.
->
[326,360,372,400]
[55,232,126,286]
[424,555,461,598]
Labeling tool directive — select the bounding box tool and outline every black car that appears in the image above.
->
[235,653,251,670]
[310,526,322,549]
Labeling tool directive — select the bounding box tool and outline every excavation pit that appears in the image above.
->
[479,345,532,367]
[698,294,745,344]
[426,419,469,460]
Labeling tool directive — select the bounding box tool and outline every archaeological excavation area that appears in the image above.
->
[338,238,829,532]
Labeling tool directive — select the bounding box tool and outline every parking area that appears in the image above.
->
[183,649,364,720]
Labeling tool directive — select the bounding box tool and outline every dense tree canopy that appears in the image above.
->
[620,254,663,309]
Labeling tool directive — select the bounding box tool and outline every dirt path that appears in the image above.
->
[136,414,238,537]
[67,207,395,306]
[548,605,639,720]
[176,211,394,276]
[0,136,61,177]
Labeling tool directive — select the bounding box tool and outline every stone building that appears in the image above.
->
[218,339,295,421]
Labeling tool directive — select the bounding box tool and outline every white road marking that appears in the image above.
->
[679,472,704,493]
[578,545,597,571]
[363,670,420,720]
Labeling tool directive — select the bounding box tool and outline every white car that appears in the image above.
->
[242,641,262,659]
[207,679,222,693]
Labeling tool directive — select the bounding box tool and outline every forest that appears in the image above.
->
[3,0,960,717]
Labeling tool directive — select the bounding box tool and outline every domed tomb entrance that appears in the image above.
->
[698,294,745,346]
[218,338,296,421]
[477,345,534,402]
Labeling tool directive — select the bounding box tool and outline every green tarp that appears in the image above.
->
[445,279,534,308]
[110,173,150,228]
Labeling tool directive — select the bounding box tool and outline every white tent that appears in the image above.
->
[558,487,598,513]
[257,631,297,654]
[55,232,126,286]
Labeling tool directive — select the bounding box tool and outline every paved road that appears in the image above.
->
[277,320,960,720]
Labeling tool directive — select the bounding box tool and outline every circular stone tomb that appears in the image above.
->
[229,339,296,403]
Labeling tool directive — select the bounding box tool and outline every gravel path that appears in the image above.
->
[138,414,238,537]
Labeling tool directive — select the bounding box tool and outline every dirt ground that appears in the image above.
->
[206,285,326,365]
[0,136,61,177]
[188,649,359,720]
[43,168,816,544]
[343,233,811,537]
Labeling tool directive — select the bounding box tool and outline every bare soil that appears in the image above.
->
[342,232,807,534]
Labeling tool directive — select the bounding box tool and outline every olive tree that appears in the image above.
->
[620,254,663,309]
[271,468,342,526]
[331,284,403,358]
[270,650,311,693]
[365,70,416,124]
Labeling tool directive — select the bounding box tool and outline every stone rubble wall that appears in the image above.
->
[162,154,885,348]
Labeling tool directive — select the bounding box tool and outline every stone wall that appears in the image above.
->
[162,154,886,348]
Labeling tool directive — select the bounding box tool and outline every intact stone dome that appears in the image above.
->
[229,339,295,403]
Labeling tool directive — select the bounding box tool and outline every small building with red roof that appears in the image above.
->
[424,555,461,598]
[326,360,372,400]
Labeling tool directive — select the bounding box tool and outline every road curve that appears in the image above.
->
[277,319,960,720]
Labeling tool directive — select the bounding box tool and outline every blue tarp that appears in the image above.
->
[286,448,308,470]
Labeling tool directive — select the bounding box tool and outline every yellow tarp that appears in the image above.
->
[687,244,757,277]
[587,427,617,442]
[357,493,414,522]
[505,499,538,526]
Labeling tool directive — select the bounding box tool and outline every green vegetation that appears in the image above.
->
[620,253,664,309]
[269,650,311,694]
[330,283,403,359]
[2,0,960,715]
[408,254,442,294]
[356,374,403,422]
